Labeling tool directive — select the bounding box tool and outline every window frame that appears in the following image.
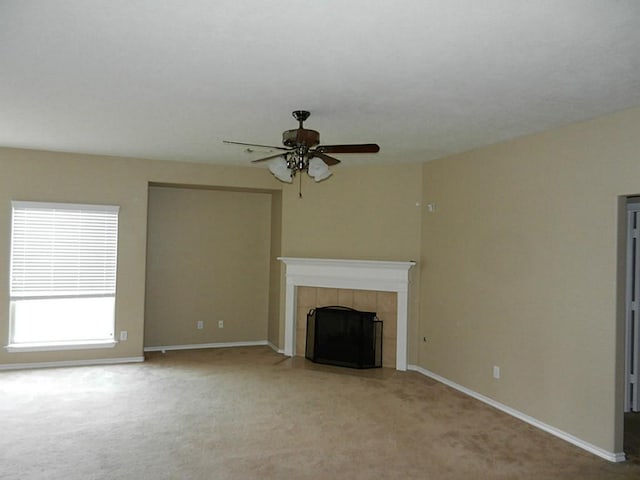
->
[6,201,120,352]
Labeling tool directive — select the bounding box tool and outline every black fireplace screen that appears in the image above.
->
[305,306,382,369]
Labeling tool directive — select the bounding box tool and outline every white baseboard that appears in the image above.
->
[0,356,145,371]
[407,364,626,463]
[267,341,284,354]
[0,342,282,369]
[143,340,269,352]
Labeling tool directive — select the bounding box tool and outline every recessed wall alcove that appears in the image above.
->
[279,257,416,371]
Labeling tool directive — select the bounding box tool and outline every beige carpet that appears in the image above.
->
[1,346,639,480]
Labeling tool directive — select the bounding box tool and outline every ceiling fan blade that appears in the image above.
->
[250,152,288,163]
[316,143,380,154]
[223,140,291,151]
[311,151,341,166]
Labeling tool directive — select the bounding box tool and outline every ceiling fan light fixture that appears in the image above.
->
[307,157,332,182]
[225,110,379,192]
[268,157,293,183]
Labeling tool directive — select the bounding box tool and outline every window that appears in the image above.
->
[8,201,119,351]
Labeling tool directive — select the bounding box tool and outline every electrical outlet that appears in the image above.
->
[196,321,204,330]
[119,330,128,341]
[218,320,224,329]
[493,366,500,379]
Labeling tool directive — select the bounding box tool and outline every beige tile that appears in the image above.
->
[382,341,396,368]
[353,289,377,312]
[317,287,338,307]
[297,306,312,331]
[377,291,397,312]
[377,312,396,338]
[296,328,307,356]
[297,287,317,309]
[337,288,354,308]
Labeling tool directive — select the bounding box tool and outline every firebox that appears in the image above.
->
[305,306,382,369]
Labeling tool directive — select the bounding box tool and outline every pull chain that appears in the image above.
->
[299,171,303,198]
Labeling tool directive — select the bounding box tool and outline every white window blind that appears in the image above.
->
[10,201,119,299]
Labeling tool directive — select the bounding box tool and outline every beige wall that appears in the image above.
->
[267,191,282,348]
[0,148,421,367]
[280,164,423,261]
[0,148,421,366]
[419,106,640,455]
[0,147,280,365]
[144,186,272,347]
[279,164,424,358]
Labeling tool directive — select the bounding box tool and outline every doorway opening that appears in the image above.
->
[623,196,640,463]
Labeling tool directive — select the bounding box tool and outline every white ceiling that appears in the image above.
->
[1,1,639,167]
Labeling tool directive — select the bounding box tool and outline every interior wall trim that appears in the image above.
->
[143,340,268,352]
[0,356,145,371]
[408,364,626,463]
[267,341,284,354]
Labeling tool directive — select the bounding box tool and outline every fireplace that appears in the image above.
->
[306,306,383,369]
[278,257,416,371]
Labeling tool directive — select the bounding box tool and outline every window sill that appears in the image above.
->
[5,340,117,353]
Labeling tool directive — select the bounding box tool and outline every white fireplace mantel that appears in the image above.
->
[278,257,416,371]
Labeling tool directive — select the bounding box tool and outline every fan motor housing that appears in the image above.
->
[283,128,320,147]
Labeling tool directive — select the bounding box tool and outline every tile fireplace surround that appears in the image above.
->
[278,257,416,371]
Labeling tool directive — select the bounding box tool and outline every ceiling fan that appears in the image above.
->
[223,110,380,188]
